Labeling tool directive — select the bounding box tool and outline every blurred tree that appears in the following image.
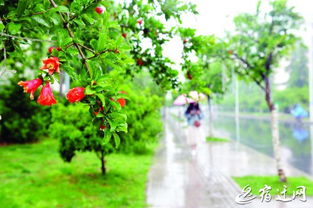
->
[228,0,303,182]
[286,43,308,88]
[178,28,229,135]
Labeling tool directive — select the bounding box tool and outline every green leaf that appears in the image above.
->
[85,86,95,95]
[96,93,105,106]
[116,123,128,133]
[113,133,120,148]
[96,77,110,88]
[90,39,97,50]
[74,19,86,27]
[82,14,95,25]
[0,22,4,32]
[109,99,122,111]
[53,5,69,13]
[7,23,21,35]
[103,131,112,145]
[96,113,104,118]
[49,14,61,25]
[108,120,117,132]
[16,0,30,17]
[97,31,107,51]
[109,112,127,123]
[32,16,50,27]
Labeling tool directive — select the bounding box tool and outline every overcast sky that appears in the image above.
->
[181,0,313,36]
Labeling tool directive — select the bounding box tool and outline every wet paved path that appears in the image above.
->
[146,109,313,208]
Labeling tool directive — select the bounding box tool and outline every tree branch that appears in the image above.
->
[232,53,265,91]
[48,0,92,76]
[1,8,55,21]
[265,52,273,71]
[252,76,266,91]
[87,49,120,60]
[77,43,95,54]
[0,32,55,43]
[233,53,252,68]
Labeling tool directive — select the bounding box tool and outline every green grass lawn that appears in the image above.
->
[233,176,313,196]
[0,139,157,208]
[205,137,229,142]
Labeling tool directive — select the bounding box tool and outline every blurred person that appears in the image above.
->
[184,102,203,127]
[291,104,308,122]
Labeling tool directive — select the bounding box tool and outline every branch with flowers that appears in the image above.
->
[2,0,198,174]
[15,0,129,174]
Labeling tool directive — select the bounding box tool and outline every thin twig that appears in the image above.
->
[1,8,55,21]
[48,0,91,76]
[233,53,252,68]
[0,32,55,43]
[231,53,265,90]
[31,8,54,16]
[65,42,74,49]
[77,43,95,53]
[87,49,119,59]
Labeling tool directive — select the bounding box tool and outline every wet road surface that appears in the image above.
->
[146,108,313,208]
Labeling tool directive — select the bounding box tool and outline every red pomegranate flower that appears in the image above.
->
[40,57,60,75]
[110,91,127,107]
[95,6,105,14]
[122,33,127,38]
[117,98,126,107]
[66,87,85,103]
[18,78,42,100]
[48,47,61,53]
[100,124,107,130]
[37,82,57,106]
[137,19,143,25]
[117,91,127,107]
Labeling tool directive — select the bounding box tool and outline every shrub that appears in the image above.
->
[0,76,51,143]
[118,87,163,154]
[49,79,163,173]
[49,103,114,162]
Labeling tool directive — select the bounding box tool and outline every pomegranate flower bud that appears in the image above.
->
[117,91,127,107]
[136,58,144,66]
[37,82,57,106]
[40,57,60,75]
[137,19,143,25]
[48,47,61,53]
[95,6,105,14]
[100,124,107,130]
[18,78,42,100]
[66,87,85,103]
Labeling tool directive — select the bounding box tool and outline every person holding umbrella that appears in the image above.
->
[173,91,205,127]
[184,102,203,127]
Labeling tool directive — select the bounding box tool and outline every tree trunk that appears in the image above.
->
[264,76,287,182]
[207,95,213,137]
[100,151,106,175]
